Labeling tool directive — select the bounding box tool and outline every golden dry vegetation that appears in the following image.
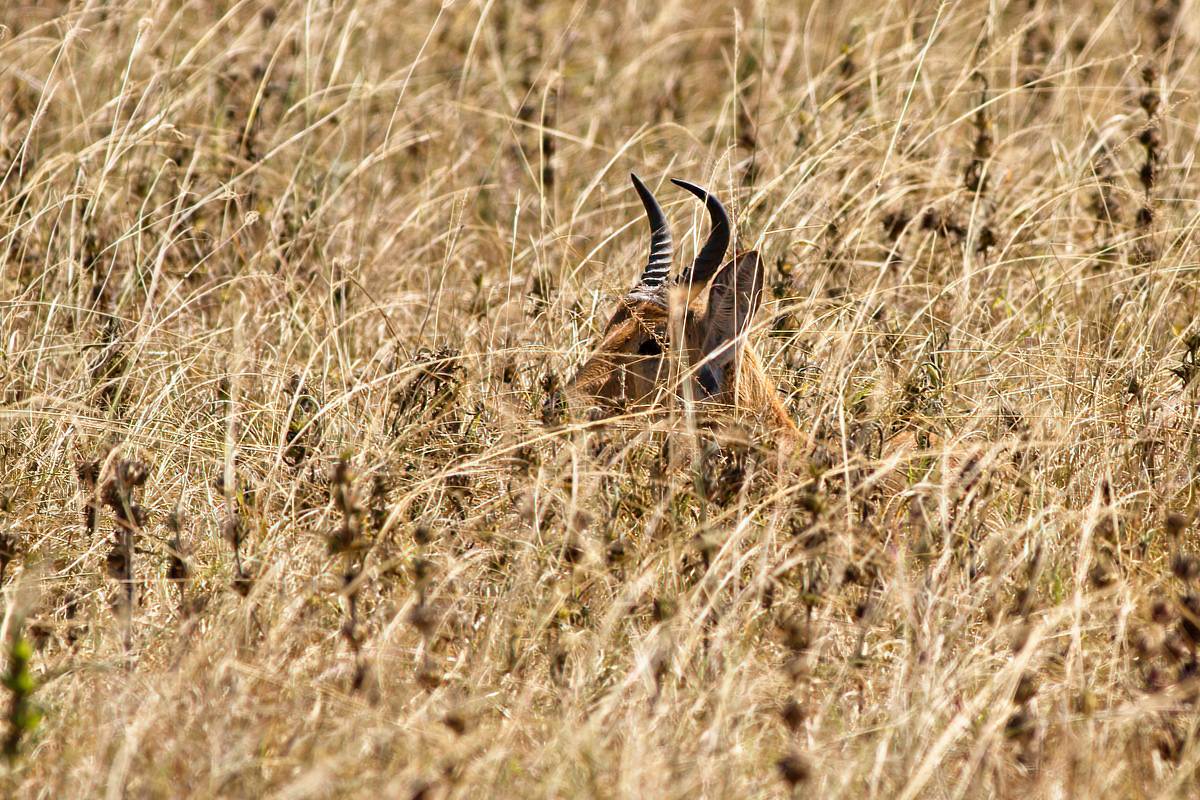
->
[1,0,1200,797]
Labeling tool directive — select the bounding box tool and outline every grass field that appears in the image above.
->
[1,0,1199,796]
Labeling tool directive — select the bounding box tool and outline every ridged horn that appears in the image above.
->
[629,173,673,296]
[671,178,730,289]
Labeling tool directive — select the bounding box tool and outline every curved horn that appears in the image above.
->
[671,178,730,288]
[629,173,673,296]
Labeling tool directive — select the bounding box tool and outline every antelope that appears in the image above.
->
[560,173,801,452]
[555,175,984,497]
[552,174,1011,538]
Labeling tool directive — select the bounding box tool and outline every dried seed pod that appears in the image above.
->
[1014,672,1039,705]
[779,697,807,732]
[1165,512,1189,540]
[776,753,811,789]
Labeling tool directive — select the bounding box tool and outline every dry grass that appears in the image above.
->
[1,0,1200,796]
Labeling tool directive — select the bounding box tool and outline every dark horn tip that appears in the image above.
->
[671,178,730,287]
[669,177,714,198]
[670,178,724,212]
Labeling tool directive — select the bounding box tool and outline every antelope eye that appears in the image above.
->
[637,338,662,357]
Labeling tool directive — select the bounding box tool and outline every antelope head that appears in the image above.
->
[561,174,798,442]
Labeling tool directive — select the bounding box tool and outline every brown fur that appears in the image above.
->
[730,346,799,439]
[564,251,801,450]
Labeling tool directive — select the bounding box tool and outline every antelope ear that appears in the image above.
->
[695,251,763,397]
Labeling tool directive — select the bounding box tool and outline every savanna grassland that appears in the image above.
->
[1,0,1199,797]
